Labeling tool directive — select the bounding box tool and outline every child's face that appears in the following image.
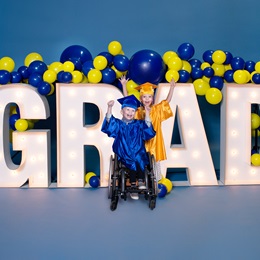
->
[140,94,153,107]
[121,106,136,120]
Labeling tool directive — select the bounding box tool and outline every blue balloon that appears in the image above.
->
[82,60,94,76]
[89,176,100,188]
[0,70,11,84]
[101,68,116,84]
[202,50,214,64]
[128,49,166,84]
[28,72,43,87]
[224,70,234,83]
[37,81,51,96]
[98,52,113,65]
[57,71,64,82]
[60,45,92,64]
[252,73,260,84]
[245,60,256,73]
[178,70,190,83]
[223,51,233,65]
[203,67,214,78]
[113,54,130,72]
[231,57,245,71]
[28,60,47,76]
[18,65,29,79]
[209,76,224,90]
[191,67,203,80]
[69,57,82,71]
[158,183,167,198]
[177,42,195,60]
[9,113,20,130]
[61,72,72,83]
[189,59,202,69]
[10,71,22,83]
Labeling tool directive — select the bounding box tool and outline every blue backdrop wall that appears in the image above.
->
[1,0,260,181]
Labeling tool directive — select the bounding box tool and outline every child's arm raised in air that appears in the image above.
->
[119,75,129,97]
[106,100,114,122]
[166,78,176,103]
[144,105,152,127]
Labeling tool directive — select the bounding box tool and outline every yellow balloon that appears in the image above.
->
[0,57,15,72]
[24,52,43,67]
[224,64,232,71]
[87,69,102,83]
[251,113,260,129]
[108,41,122,56]
[111,65,124,78]
[85,172,96,183]
[181,60,192,73]
[233,70,248,84]
[211,63,225,77]
[81,75,88,83]
[255,61,260,73]
[202,75,210,83]
[200,62,211,70]
[72,70,83,83]
[162,51,178,64]
[251,154,260,166]
[126,80,138,92]
[43,69,57,83]
[15,119,28,132]
[48,83,55,96]
[193,79,210,96]
[27,120,35,130]
[158,177,173,193]
[128,90,140,100]
[165,69,179,82]
[212,50,226,64]
[93,56,108,70]
[205,88,222,105]
[63,61,75,72]
[252,129,260,137]
[167,56,183,71]
[49,61,63,74]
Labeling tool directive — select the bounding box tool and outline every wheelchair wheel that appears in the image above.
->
[149,198,156,210]
[149,153,158,196]
[110,197,118,211]
[108,155,114,199]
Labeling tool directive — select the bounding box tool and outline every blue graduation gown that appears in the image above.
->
[101,115,156,172]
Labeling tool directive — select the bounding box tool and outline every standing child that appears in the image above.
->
[101,95,156,200]
[120,76,176,181]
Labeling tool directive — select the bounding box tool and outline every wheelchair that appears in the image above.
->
[108,153,158,211]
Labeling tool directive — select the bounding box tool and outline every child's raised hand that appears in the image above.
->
[119,75,129,86]
[107,100,114,107]
[170,78,176,88]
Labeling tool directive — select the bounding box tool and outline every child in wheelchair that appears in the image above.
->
[101,95,156,200]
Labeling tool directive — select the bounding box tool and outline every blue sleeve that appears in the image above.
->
[101,115,120,138]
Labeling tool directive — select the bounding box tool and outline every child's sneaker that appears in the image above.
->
[130,193,139,200]
[138,180,146,190]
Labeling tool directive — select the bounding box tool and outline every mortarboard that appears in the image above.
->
[117,95,141,110]
[135,82,157,96]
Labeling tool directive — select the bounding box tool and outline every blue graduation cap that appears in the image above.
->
[117,95,141,110]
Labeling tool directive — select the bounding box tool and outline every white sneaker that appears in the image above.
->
[138,181,146,190]
[130,193,139,200]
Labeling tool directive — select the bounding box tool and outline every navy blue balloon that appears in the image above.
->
[177,43,195,60]
[9,113,20,130]
[209,76,224,90]
[101,68,116,84]
[223,51,233,65]
[252,73,260,84]
[189,59,202,69]
[57,71,64,82]
[28,60,47,76]
[224,70,234,83]
[245,60,256,73]
[113,54,130,72]
[158,183,167,198]
[28,72,43,87]
[61,72,72,83]
[89,176,100,188]
[10,71,22,83]
[231,56,245,71]
[37,81,51,95]
[60,45,92,64]
[0,70,11,84]
[128,49,166,84]
[203,67,214,78]
[203,50,214,64]
[82,60,94,76]
[191,67,203,80]
[18,65,29,79]
[98,52,113,65]
[178,70,190,83]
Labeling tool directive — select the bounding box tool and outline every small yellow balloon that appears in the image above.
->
[251,154,260,166]
[15,119,28,132]
[200,62,211,70]
[63,61,75,72]
[93,56,108,70]
[181,60,192,73]
[0,57,15,72]
[111,65,124,78]
[162,51,178,64]
[72,70,83,83]
[81,75,88,83]
[85,172,96,183]
[251,113,260,129]
[108,41,122,56]
[24,52,43,67]
[211,63,225,77]
[255,61,260,73]
[43,69,57,83]
[193,79,210,96]
[165,69,179,82]
[126,80,138,92]
[128,90,140,100]
[167,56,183,71]
[27,120,35,130]
[212,50,226,64]
[48,83,55,95]
[49,61,63,74]
[87,69,102,83]
[158,177,172,193]
[233,70,248,84]
[205,88,222,105]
